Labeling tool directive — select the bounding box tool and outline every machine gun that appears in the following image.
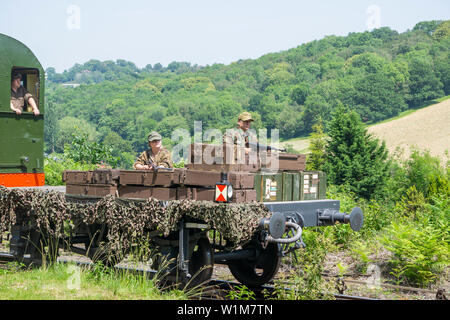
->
[247,142,287,152]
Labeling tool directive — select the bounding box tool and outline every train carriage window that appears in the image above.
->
[11,68,40,111]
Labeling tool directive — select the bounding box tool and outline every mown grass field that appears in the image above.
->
[280,96,450,159]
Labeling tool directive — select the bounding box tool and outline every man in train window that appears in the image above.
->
[133,131,173,170]
[10,72,40,116]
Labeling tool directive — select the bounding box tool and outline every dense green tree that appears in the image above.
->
[323,107,390,199]
[55,117,99,153]
[413,20,443,36]
[432,20,450,41]
[306,118,327,171]
[407,54,444,106]
[290,82,310,105]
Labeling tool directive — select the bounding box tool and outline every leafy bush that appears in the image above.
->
[274,229,334,300]
[395,149,450,199]
[44,157,96,186]
[64,133,119,167]
[380,221,449,286]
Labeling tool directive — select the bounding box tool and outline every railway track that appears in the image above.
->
[2,256,378,301]
[2,253,446,300]
[204,278,379,301]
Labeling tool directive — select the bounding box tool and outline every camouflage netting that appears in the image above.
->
[0,186,271,252]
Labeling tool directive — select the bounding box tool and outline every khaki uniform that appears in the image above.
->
[223,127,258,148]
[11,86,33,111]
[223,127,259,164]
[133,147,173,169]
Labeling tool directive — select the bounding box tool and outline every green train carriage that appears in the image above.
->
[0,33,45,187]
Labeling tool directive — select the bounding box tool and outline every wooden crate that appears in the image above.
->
[190,188,256,203]
[66,184,117,197]
[118,185,178,200]
[62,171,93,184]
[261,153,306,171]
[91,169,120,185]
[232,189,257,202]
[181,170,254,189]
[119,169,183,187]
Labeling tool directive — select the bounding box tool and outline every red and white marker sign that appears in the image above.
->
[215,184,227,202]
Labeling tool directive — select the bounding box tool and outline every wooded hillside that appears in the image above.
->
[44,20,450,168]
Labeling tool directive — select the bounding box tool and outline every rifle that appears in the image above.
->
[146,154,173,172]
[247,142,287,152]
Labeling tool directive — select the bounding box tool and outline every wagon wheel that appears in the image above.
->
[151,237,213,288]
[187,237,213,288]
[228,242,281,287]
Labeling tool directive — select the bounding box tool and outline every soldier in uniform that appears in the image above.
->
[223,111,258,154]
[223,112,259,165]
[133,131,173,170]
[10,72,40,116]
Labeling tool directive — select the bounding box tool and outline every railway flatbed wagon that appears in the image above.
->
[0,164,363,288]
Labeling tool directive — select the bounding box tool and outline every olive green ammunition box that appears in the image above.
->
[292,172,300,201]
[282,172,293,201]
[300,171,327,200]
[254,173,283,202]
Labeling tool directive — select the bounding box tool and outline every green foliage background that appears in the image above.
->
[44,20,449,169]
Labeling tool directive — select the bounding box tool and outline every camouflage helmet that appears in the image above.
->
[148,131,162,142]
[238,112,254,122]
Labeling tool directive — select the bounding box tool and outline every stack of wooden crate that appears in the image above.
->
[63,168,256,203]
[63,143,326,203]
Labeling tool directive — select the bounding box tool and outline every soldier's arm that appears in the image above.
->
[27,96,39,116]
[159,150,173,168]
[133,152,150,170]
[10,100,21,115]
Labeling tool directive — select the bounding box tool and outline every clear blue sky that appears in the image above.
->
[1,0,448,72]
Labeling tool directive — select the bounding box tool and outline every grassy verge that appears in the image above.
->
[0,262,187,300]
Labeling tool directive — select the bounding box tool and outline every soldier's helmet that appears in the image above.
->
[148,131,162,142]
[238,112,254,122]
